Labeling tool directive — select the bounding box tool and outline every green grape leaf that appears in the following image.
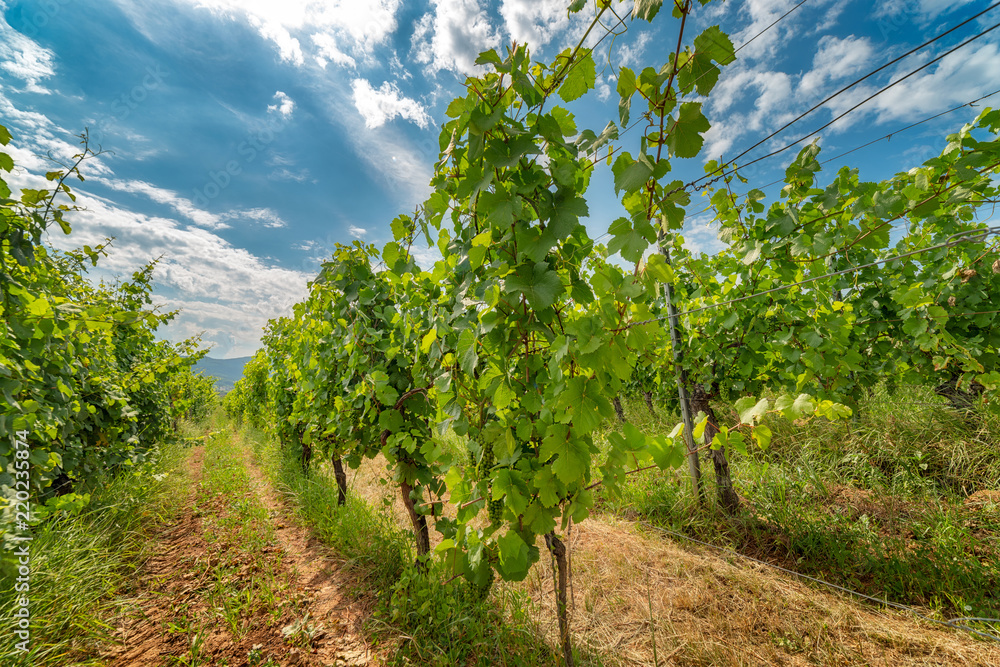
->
[494,379,516,410]
[457,328,478,375]
[691,413,709,444]
[683,26,736,95]
[469,244,488,269]
[484,135,539,170]
[608,216,656,263]
[576,121,619,155]
[617,66,636,126]
[558,376,612,435]
[541,423,590,484]
[534,468,562,507]
[612,152,655,195]
[632,0,663,21]
[649,433,685,469]
[496,530,531,581]
[493,469,530,514]
[524,499,557,534]
[479,186,520,227]
[752,424,772,449]
[644,253,674,283]
[475,49,503,67]
[549,106,577,136]
[372,370,399,406]
[815,400,852,421]
[549,192,588,240]
[726,429,747,456]
[734,396,769,425]
[504,262,565,310]
[667,102,710,159]
[622,422,647,451]
[559,49,596,102]
[420,328,438,354]
[568,488,593,523]
[775,393,815,420]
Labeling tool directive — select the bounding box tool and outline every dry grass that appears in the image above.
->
[329,454,1000,667]
[528,517,1000,666]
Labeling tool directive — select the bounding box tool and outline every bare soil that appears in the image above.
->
[239,439,373,666]
[99,433,376,667]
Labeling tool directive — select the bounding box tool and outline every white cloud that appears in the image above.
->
[221,207,288,228]
[45,194,308,357]
[307,0,403,52]
[249,16,303,65]
[499,0,569,50]
[351,79,432,129]
[700,120,737,161]
[147,0,402,67]
[799,35,874,95]
[409,242,444,270]
[267,90,295,118]
[98,178,226,229]
[411,0,501,75]
[617,31,653,69]
[266,153,295,167]
[702,67,797,160]
[268,167,310,182]
[0,79,302,358]
[703,22,1000,164]
[732,0,801,61]
[596,75,611,102]
[348,225,367,238]
[0,10,57,94]
[874,0,977,22]
[151,297,269,358]
[825,41,1000,127]
[352,128,434,204]
[810,2,846,33]
[389,52,411,80]
[312,32,357,69]
[309,73,435,206]
[411,14,435,65]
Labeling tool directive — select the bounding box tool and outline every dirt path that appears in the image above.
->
[102,445,212,666]
[238,434,373,666]
[100,430,374,667]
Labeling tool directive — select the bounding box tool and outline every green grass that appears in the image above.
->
[179,423,300,667]
[0,419,197,666]
[240,423,591,667]
[597,384,1000,619]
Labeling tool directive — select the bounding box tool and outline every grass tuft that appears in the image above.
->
[241,425,586,666]
[0,419,194,666]
[596,384,1000,619]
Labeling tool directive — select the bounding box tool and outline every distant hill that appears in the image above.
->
[193,356,252,394]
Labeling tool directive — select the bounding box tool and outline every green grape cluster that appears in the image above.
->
[488,494,504,524]
[467,438,477,469]
[473,437,503,524]
[461,567,494,603]
[478,439,495,477]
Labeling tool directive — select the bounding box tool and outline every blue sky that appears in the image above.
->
[1,0,997,357]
